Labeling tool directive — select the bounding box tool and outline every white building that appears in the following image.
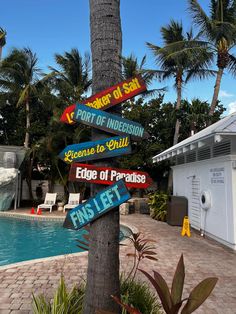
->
[153,113,236,250]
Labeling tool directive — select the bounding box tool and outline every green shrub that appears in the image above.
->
[32,275,161,314]
[120,276,161,314]
[32,276,85,314]
[148,191,168,222]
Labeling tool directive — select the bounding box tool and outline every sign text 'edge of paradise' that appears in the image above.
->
[63,179,131,230]
[60,75,147,124]
[69,162,153,189]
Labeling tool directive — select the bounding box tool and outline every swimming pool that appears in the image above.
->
[0,216,131,266]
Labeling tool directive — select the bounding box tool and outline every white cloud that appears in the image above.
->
[228,101,236,114]
[219,90,234,98]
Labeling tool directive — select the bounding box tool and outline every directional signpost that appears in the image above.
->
[73,104,149,141]
[63,180,131,230]
[59,135,131,164]
[69,163,153,189]
[60,75,147,124]
[60,75,152,231]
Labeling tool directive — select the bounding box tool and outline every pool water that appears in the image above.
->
[0,217,131,266]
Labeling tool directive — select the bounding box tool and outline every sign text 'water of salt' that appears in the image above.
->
[60,75,146,124]
[63,180,131,230]
[69,163,153,189]
[59,135,131,164]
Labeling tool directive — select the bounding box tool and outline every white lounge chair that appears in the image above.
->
[63,193,80,213]
[37,193,57,213]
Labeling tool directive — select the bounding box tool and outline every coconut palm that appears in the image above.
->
[47,48,91,104]
[188,0,236,116]
[147,20,214,145]
[0,48,41,148]
[0,28,6,60]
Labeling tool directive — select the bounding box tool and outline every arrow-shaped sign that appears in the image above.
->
[73,104,149,141]
[60,75,146,124]
[59,135,131,164]
[63,179,131,230]
[69,163,153,189]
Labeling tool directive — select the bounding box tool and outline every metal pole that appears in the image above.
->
[17,171,21,207]
[14,171,19,210]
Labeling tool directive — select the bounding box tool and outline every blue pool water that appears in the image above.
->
[0,217,131,266]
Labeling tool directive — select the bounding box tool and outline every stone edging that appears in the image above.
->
[0,211,64,221]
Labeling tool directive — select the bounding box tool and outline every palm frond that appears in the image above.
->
[141,87,167,99]
[161,20,184,44]
[185,68,217,82]
[16,85,30,107]
[188,0,213,38]
[140,69,166,82]
[227,53,236,77]
[0,27,6,47]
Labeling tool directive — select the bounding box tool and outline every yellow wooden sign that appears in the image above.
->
[181,216,191,237]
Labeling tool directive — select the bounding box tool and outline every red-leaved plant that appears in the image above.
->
[139,254,218,314]
[125,232,158,281]
[96,295,142,314]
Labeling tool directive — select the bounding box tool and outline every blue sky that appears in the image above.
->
[1,0,236,114]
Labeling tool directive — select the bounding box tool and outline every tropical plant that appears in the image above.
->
[120,276,161,314]
[188,0,236,116]
[147,20,214,145]
[96,277,161,314]
[47,48,91,104]
[0,27,6,60]
[148,191,168,222]
[32,276,85,314]
[32,274,161,314]
[0,48,42,148]
[76,225,90,251]
[119,96,172,174]
[179,98,226,137]
[139,254,218,314]
[122,54,166,96]
[125,232,158,282]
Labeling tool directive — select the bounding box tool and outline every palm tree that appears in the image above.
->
[47,48,91,104]
[83,0,122,313]
[122,53,166,97]
[0,48,41,148]
[147,20,214,145]
[0,28,6,60]
[188,0,236,116]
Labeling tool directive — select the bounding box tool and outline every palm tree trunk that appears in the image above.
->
[83,1,122,313]
[0,46,2,60]
[168,79,182,193]
[26,152,34,201]
[24,101,30,149]
[209,67,224,117]
[173,80,182,146]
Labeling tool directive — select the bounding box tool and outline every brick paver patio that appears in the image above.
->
[0,213,235,313]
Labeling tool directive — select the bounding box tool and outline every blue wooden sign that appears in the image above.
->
[59,135,131,164]
[63,179,131,230]
[73,104,149,141]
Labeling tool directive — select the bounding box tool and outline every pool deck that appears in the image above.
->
[0,211,235,313]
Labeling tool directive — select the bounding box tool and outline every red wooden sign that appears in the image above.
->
[60,75,146,124]
[69,163,153,189]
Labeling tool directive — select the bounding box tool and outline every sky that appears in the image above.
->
[1,0,236,114]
